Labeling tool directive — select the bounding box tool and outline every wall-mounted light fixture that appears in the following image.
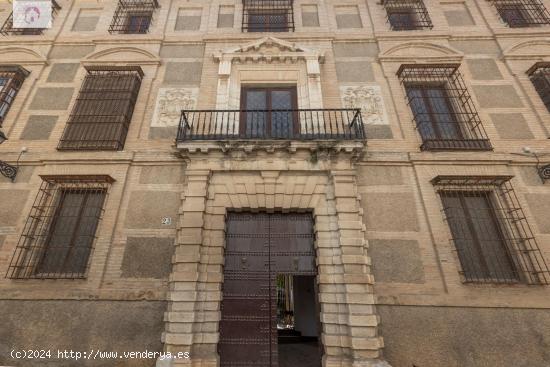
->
[0,131,26,182]
[521,147,550,184]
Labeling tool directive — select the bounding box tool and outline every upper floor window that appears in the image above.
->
[58,66,143,151]
[527,62,550,112]
[0,65,29,126]
[398,64,492,151]
[432,175,550,285]
[0,0,60,36]
[6,175,113,279]
[383,0,432,30]
[488,0,550,27]
[109,0,159,34]
[242,0,295,32]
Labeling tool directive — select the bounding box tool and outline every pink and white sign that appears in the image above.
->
[13,0,52,29]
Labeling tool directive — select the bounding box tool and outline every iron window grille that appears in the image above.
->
[398,64,492,151]
[109,0,159,34]
[0,0,60,36]
[382,0,433,30]
[58,66,143,151]
[6,175,114,280]
[527,62,550,112]
[242,0,295,32]
[433,176,550,285]
[0,65,29,127]
[488,0,550,27]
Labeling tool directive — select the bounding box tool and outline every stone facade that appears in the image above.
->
[0,1,549,367]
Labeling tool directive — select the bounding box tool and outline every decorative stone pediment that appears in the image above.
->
[213,36,324,76]
[0,47,47,65]
[380,41,463,62]
[83,46,161,65]
[221,36,307,54]
[503,40,550,59]
[213,36,325,110]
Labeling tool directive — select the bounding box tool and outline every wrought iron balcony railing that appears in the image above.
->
[176,109,365,142]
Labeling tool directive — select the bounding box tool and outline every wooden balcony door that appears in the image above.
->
[240,86,298,139]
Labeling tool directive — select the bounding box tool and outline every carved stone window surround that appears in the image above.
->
[213,36,325,110]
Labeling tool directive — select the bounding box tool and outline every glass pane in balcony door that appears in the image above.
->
[245,90,267,137]
[271,90,294,139]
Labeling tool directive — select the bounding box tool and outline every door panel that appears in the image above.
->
[220,213,271,366]
[220,212,316,367]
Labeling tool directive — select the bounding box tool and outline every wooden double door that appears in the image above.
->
[241,87,299,139]
[219,212,317,367]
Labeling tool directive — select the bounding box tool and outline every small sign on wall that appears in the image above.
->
[161,217,172,226]
[13,0,52,29]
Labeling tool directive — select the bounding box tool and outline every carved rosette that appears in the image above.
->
[339,85,388,125]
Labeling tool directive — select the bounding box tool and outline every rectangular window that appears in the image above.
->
[398,64,492,151]
[242,0,294,32]
[383,0,432,30]
[527,62,550,112]
[433,176,550,285]
[109,0,158,34]
[58,66,143,151]
[0,65,29,126]
[0,0,60,36]
[489,0,550,27]
[126,14,151,33]
[6,175,113,279]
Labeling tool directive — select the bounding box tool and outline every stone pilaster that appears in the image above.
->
[330,170,388,367]
[159,169,213,367]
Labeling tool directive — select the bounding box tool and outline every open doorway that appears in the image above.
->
[277,274,322,367]
[219,212,322,367]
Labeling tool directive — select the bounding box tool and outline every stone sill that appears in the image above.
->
[176,140,365,155]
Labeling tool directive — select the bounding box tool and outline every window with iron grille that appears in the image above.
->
[109,0,159,34]
[58,66,143,151]
[0,0,60,36]
[488,0,550,27]
[382,0,433,30]
[0,65,29,127]
[527,62,550,112]
[397,64,492,151]
[432,176,550,285]
[242,0,295,32]
[6,175,114,279]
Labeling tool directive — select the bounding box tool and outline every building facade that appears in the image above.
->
[1,0,550,366]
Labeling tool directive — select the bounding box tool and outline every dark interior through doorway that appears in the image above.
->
[219,212,323,367]
[277,274,322,367]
